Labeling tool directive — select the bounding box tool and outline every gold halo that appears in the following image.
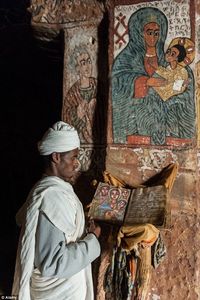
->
[168,37,195,67]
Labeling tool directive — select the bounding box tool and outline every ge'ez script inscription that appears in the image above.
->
[124,185,167,226]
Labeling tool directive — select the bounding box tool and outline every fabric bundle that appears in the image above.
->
[103,223,165,300]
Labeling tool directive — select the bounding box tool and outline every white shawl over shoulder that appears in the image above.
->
[12,176,88,300]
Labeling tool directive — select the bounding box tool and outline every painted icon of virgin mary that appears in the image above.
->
[112,7,195,146]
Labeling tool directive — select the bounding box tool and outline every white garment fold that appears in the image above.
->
[12,176,94,300]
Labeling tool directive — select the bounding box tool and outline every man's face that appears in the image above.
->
[57,148,80,184]
[143,22,160,48]
[77,52,92,78]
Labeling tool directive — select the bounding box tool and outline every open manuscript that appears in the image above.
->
[88,163,178,228]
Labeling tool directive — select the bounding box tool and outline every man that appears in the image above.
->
[12,121,101,300]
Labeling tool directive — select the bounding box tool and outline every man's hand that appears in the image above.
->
[87,219,101,238]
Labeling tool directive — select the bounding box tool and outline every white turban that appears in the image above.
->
[38,121,80,155]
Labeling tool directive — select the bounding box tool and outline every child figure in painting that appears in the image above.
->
[153,37,195,101]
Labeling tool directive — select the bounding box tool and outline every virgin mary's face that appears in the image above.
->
[143,22,160,47]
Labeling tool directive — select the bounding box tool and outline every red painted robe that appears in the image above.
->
[134,55,158,98]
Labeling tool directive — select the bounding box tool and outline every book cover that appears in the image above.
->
[88,182,131,223]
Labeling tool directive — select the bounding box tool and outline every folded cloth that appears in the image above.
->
[117,224,160,251]
[151,232,167,268]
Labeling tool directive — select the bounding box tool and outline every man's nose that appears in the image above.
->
[74,159,81,171]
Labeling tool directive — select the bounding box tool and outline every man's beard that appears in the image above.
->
[69,161,82,185]
[69,170,81,185]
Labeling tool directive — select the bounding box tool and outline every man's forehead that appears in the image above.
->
[59,148,79,157]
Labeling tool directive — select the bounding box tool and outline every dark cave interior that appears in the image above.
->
[0,0,63,293]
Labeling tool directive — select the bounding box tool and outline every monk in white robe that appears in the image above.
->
[12,121,101,300]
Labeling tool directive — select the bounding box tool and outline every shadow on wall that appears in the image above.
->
[0,0,63,294]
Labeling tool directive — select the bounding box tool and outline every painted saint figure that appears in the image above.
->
[63,46,97,144]
[153,37,195,101]
[112,7,195,145]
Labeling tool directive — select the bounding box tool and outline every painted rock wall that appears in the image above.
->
[105,0,200,299]
[34,0,200,298]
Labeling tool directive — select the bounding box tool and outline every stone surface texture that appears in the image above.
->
[106,147,199,299]
[29,0,104,41]
[29,0,104,24]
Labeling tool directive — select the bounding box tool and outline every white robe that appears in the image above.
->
[12,176,100,300]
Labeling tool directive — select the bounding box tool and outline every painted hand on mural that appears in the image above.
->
[147,77,168,87]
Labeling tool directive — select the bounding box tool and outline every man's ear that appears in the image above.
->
[51,152,61,164]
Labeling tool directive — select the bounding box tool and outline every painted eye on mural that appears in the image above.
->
[81,60,87,66]
[147,30,154,35]
[80,59,92,66]
[146,30,159,36]
[166,49,178,57]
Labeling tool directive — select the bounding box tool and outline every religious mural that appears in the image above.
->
[62,26,98,144]
[62,25,107,175]
[111,0,196,147]
[64,46,97,143]
[196,61,200,148]
[196,12,200,148]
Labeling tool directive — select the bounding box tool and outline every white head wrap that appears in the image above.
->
[38,121,80,155]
